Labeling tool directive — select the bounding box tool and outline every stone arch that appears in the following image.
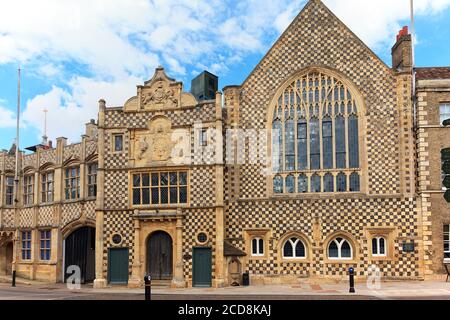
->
[277,231,313,261]
[323,230,359,261]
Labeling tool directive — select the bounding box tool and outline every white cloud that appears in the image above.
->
[0,100,16,128]
[22,75,141,144]
[2,0,450,147]
[323,0,450,49]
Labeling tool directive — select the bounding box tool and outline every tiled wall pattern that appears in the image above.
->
[103,210,135,276]
[234,0,400,199]
[61,203,82,227]
[182,208,217,280]
[38,205,54,227]
[226,197,419,278]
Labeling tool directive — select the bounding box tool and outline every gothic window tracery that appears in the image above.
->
[271,71,361,194]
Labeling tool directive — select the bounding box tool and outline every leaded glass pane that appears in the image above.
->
[335,116,346,168]
[349,115,360,168]
[322,118,333,169]
[285,175,295,193]
[298,174,308,193]
[295,240,305,257]
[311,174,321,193]
[350,172,360,192]
[273,176,283,194]
[297,120,308,170]
[283,241,293,257]
[324,173,334,192]
[310,118,320,170]
[341,241,352,258]
[328,241,339,258]
[337,173,347,192]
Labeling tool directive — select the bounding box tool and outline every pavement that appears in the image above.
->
[0,277,449,300]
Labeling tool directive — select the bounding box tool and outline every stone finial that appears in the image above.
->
[98,99,106,110]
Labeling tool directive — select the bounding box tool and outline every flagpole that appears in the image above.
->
[410,0,417,128]
[14,68,20,201]
[12,67,21,282]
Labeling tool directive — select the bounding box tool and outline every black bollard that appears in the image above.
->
[144,275,151,301]
[12,270,16,287]
[348,267,355,293]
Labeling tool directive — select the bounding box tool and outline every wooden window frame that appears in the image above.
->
[64,166,80,201]
[21,230,32,261]
[5,175,14,206]
[23,174,34,206]
[41,171,54,204]
[87,163,98,198]
[131,170,189,207]
[39,230,51,261]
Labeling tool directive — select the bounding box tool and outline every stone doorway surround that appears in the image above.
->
[0,231,14,276]
[128,209,185,288]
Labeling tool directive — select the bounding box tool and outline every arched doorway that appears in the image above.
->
[147,231,173,280]
[0,242,13,276]
[64,227,95,283]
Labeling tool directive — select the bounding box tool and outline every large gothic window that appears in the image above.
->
[271,71,361,194]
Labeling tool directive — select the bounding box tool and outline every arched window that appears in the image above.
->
[323,173,334,193]
[283,237,306,259]
[271,71,361,194]
[285,175,295,193]
[311,174,321,193]
[273,175,283,194]
[298,174,308,193]
[252,237,264,256]
[372,237,386,256]
[328,237,353,259]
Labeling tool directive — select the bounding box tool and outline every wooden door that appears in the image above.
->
[193,247,212,287]
[147,231,173,280]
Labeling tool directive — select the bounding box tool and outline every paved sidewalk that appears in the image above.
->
[91,279,450,300]
[1,277,449,300]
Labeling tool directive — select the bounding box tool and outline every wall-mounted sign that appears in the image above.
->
[402,241,415,253]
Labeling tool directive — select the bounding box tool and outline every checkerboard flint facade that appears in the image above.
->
[1,0,449,286]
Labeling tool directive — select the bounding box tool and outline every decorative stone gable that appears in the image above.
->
[124,66,197,112]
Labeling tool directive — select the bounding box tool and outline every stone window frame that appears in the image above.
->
[365,227,396,261]
[23,172,34,206]
[64,164,81,201]
[371,236,387,257]
[39,229,51,261]
[4,174,15,206]
[266,67,368,197]
[112,133,124,153]
[21,230,32,261]
[277,231,312,263]
[41,168,55,204]
[323,231,359,264]
[244,229,271,260]
[86,162,98,199]
[282,237,307,260]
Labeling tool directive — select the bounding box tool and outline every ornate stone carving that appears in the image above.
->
[138,67,180,111]
[132,116,190,166]
[141,80,178,109]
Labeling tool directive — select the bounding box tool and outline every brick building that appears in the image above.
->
[0,0,449,287]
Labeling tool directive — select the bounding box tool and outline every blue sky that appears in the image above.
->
[1,0,450,152]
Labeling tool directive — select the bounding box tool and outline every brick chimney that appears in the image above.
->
[392,26,413,72]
